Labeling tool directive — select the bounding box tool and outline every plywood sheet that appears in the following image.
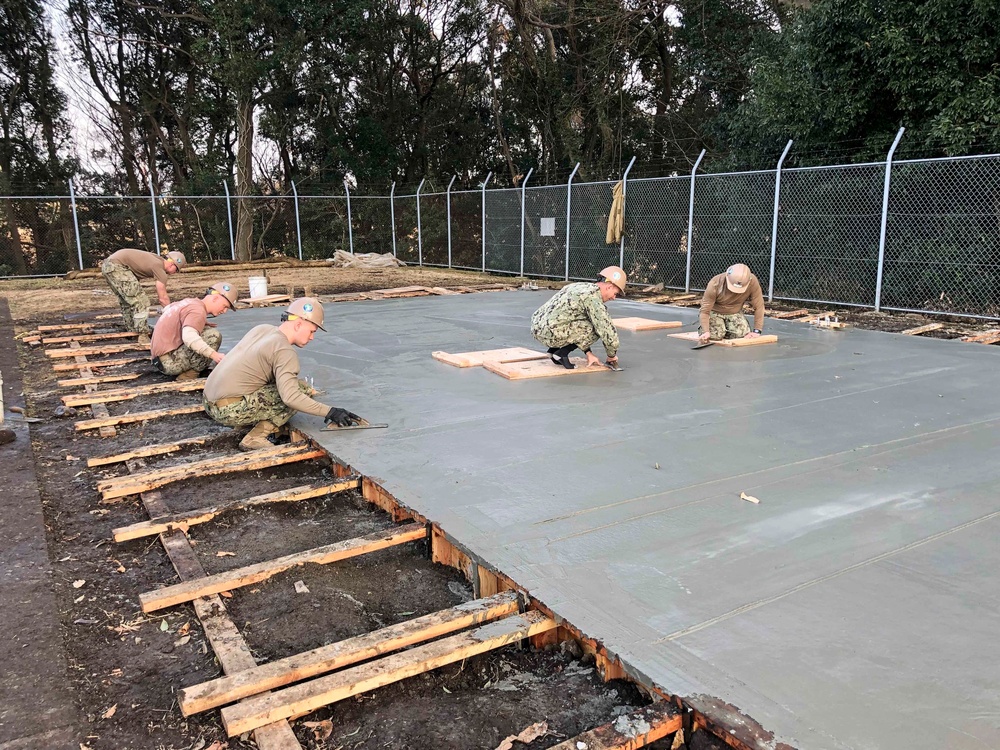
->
[612,317,683,332]
[432,347,548,368]
[668,331,778,347]
[484,357,608,380]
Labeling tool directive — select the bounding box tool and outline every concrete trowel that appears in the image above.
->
[322,418,389,431]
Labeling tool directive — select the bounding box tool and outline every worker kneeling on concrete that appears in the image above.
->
[697,263,765,343]
[530,266,624,369]
[101,248,185,334]
[203,298,362,451]
[150,282,237,381]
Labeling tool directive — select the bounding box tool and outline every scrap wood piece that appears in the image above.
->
[75,403,205,432]
[612,317,683,332]
[46,341,150,359]
[128,459,302,750]
[179,590,521,715]
[900,322,945,336]
[428,287,461,295]
[219,610,556,736]
[62,379,204,407]
[545,702,682,750]
[668,332,778,347]
[960,329,1000,344]
[139,522,425,613]
[57,372,141,388]
[432,347,549,368]
[484,357,609,379]
[41,331,139,345]
[238,293,292,307]
[113,478,360,542]
[809,319,848,330]
[70,341,117,439]
[768,308,810,319]
[52,355,147,372]
[792,312,834,324]
[367,285,434,299]
[98,443,324,500]
[38,323,96,332]
[88,434,215,468]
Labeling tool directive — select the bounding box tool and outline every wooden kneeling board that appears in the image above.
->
[432,347,548,368]
[668,331,778,347]
[612,316,683,332]
[484,357,608,380]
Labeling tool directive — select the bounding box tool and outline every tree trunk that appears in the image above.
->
[234,95,255,262]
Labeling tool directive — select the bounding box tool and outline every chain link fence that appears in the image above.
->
[5,149,1000,319]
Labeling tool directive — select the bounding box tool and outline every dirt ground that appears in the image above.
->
[1,290,732,749]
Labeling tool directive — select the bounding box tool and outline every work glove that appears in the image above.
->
[325,406,362,427]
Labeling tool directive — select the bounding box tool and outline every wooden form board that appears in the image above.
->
[667,332,778,347]
[88,434,214,467]
[432,347,548,368]
[239,294,291,307]
[38,323,96,332]
[75,403,205,431]
[41,331,138,345]
[219,611,557,736]
[768,308,809,319]
[545,702,682,749]
[901,322,945,336]
[52,355,147,372]
[178,591,521,715]
[62,379,204,407]
[57,373,140,388]
[484,357,609,380]
[611,317,683,332]
[46,341,149,358]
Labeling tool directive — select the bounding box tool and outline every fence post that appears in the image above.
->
[564,162,580,280]
[416,178,426,266]
[685,149,707,292]
[223,180,236,260]
[874,127,906,312]
[68,179,84,270]
[389,182,397,257]
[481,172,492,272]
[768,140,794,302]
[519,167,534,278]
[290,181,303,261]
[446,175,457,268]
[344,180,354,254]
[618,156,636,269]
[148,176,161,254]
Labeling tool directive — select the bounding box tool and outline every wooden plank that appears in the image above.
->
[70,342,116,439]
[961,329,1000,344]
[46,341,149,358]
[238,294,292,308]
[57,373,141,388]
[41,331,139,345]
[139,522,426,613]
[178,591,521,715]
[484,357,609,380]
[545,703,682,750]
[900,322,945,336]
[112,479,360,541]
[62,379,204,407]
[792,312,833,324]
[428,287,461,295]
[38,323,96,332]
[219,611,556,736]
[808,319,848,330]
[612,317,683,332]
[768,308,810,319]
[52,355,147,372]
[75,403,205,431]
[128,459,302,750]
[88,434,214,468]
[668,332,779,347]
[432,347,548,368]
[98,443,323,500]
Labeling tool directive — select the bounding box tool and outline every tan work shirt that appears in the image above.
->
[203,324,329,417]
[699,272,765,331]
[106,248,169,285]
[151,298,209,358]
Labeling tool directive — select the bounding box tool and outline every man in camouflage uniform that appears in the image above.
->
[530,266,626,368]
[203,298,363,451]
[697,263,765,343]
[150,282,237,380]
[100,248,186,333]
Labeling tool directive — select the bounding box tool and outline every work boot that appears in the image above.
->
[175,369,200,381]
[239,420,280,452]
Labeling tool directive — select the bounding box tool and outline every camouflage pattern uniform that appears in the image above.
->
[153,327,222,376]
[101,260,151,334]
[203,379,317,428]
[704,312,751,340]
[530,282,619,357]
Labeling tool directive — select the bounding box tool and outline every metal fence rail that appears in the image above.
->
[4,133,1000,319]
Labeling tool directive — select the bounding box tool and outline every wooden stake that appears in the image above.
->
[900,322,945,336]
[139,522,425,613]
[42,331,139,345]
[46,341,150,358]
[178,591,521,715]
[219,611,556,736]
[62,379,204,407]
[52,355,147,372]
[75,403,205,431]
[112,478,360,541]
[545,703,682,750]
[87,434,215,468]
[57,373,141,388]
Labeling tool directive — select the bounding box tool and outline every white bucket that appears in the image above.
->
[248,276,268,299]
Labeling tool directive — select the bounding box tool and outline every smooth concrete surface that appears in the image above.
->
[215,293,1000,750]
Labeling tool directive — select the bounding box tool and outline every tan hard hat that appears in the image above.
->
[285,297,326,331]
[725,263,752,293]
[208,281,238,308]
[165,251,186,266]
[598,266,628,295]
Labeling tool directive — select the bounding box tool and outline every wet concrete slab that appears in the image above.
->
[216,292,1000,749]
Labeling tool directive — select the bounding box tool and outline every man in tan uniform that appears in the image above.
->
[101,248,186,333]
[697,263,765,342]
[150,282,237,380]
[203,298,362,451]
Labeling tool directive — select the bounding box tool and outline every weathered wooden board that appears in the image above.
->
[432,347,549,368]
[483,357,609,379]
[612,317,683,332]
